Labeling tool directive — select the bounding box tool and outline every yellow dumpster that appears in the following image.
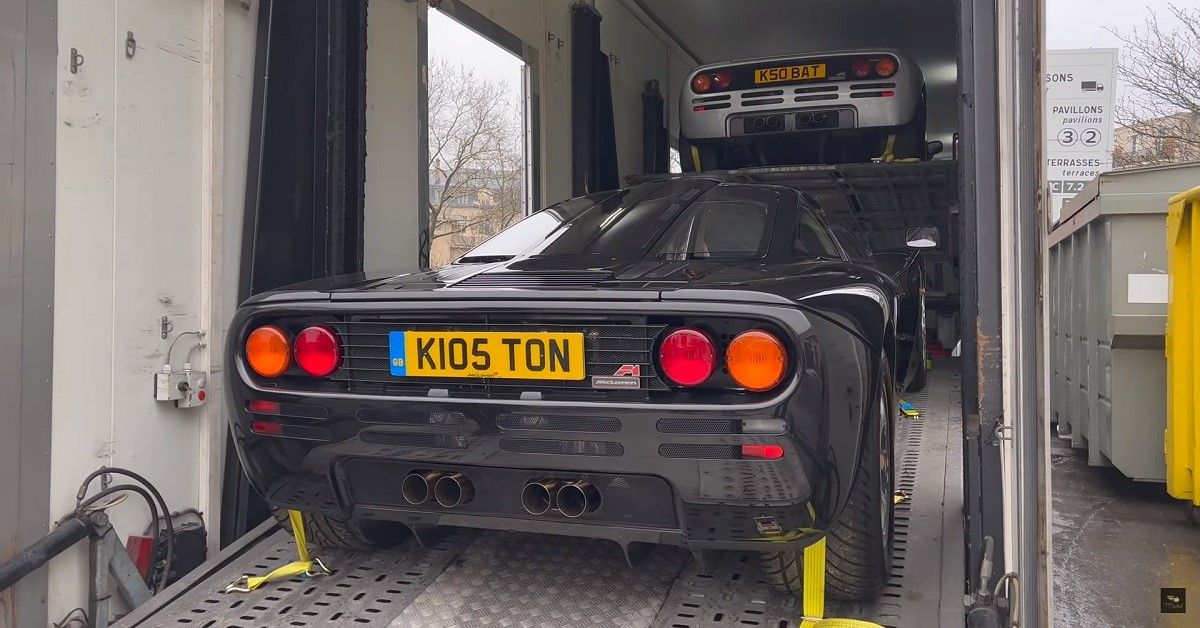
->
[1166,185,1200,507]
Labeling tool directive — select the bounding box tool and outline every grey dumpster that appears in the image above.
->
[1046,161,1200,481]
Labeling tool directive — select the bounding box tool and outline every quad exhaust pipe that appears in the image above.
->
[433,472,474,508]
[797,111,829,128]
[521,479,563,516]
[402,470,441,505]
[402,470,474,508]
[556,481,601,518]
[521,478,601,518]
[405,471,596,515]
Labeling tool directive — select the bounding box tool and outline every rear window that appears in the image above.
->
[655,185,779,260]
[536,178,708,257]
[456,189,627,262]
[457,180,715,262]
[457,179,839,264]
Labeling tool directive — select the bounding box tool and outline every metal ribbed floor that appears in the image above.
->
[115,364,963,628]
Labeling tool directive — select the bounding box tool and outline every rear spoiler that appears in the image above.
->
[244,286,802,308]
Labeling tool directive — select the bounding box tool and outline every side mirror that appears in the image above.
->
[926,140,944,158]
[905,225,939,249]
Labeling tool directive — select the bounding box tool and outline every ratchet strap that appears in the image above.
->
[880,134,898,163]
[799,537,885,628]
[877,133,921,164]
[225,510,331,593]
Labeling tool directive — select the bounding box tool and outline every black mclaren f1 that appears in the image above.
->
[226,176,938,601]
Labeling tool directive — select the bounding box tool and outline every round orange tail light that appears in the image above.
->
[875,57,898,78]
[726,330,787,392]
[245,325,291,378]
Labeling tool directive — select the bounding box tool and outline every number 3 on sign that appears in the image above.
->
[1057,128,1077,146]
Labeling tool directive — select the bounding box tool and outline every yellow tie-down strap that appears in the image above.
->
[226,510,332,593]
[877,133,921,165]
[798,537,884,628]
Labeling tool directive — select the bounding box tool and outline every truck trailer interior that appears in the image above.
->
[1,0,1046,626]
[213,0,1039,626]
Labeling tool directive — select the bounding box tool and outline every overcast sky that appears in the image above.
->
[1046,0,1183,50]
[1047,0,1187,103]
[429,8,523,86]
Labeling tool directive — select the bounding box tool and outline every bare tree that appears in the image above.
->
[478,136,526,233]
[426,57,526,266]
[1110,5,1200,167]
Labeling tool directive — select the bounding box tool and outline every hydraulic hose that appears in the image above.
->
[0,516,90,592]
[0,469,179,595]
[77,468,176,592]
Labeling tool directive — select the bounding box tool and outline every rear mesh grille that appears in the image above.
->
[657,418,740,434]
[658,443,739,459]
[355,408,467,425]
[496,414,621,433]
[499,438,624,457]
[328,316,668,400]
[359,430,468,449]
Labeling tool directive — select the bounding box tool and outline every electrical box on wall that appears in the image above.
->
[176,370,208,408]
[154,369,187,402]
[154,367,208,408]
[154,329,209,409]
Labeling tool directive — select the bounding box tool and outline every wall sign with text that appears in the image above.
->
[1045,48,1118,224]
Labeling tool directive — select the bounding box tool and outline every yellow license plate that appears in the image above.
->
[754,64,827,84]
[388,331,585,380]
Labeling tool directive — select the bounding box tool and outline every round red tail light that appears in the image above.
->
[712,71,732,90]
[691,73,713,93]
[875,57,898,78]
[294,326,342,377]
[658,328,716,386]
[852,59,873,78]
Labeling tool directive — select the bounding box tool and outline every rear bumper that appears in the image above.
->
[226,297,876,552]
[233,391,824,551]
[680,69,922,140]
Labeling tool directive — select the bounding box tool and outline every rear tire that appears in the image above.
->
[893,88,928,160]
[272,509,405,551]
[906,359,928,392]
[759,358,894,601]
[906,291,929,393]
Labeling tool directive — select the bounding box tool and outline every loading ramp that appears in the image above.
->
[115,364,964,628]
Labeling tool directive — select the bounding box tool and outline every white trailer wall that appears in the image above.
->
[46,1,257,622]
[364,0,422,273]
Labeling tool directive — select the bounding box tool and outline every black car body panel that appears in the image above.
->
[873,250,927,389]
[226,178,897,552]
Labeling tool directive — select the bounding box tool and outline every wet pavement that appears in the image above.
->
[1052,435,1200,627]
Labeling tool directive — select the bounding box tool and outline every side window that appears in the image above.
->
[791,210,841,257]
[829,224,872,261]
